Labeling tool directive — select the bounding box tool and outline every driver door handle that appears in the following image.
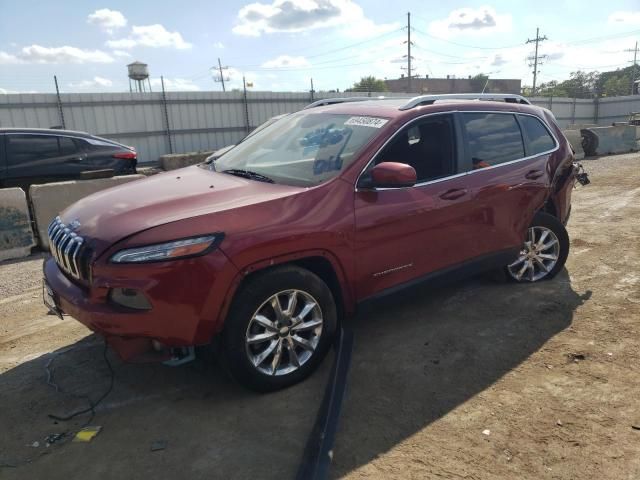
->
[525,169,544,180]
[439,188,468,200]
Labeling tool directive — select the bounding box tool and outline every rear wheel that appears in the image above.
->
[220,266,337,392]
[506,211,569,282]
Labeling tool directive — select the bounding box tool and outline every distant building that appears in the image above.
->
[384,75,522,94]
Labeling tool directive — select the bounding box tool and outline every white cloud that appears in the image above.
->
[429,6,512,38]
[107,24,192,50]
[0,87,38,94]
[68,76,114,89]
[608,11,640,25]
[0,51,21,64]
[213,41,225,49]
[150,77,201,91]
[87,8,127,34]
[112,50,132,58]
[233,0,398,37]
[262,55,310,68]
[0,45,114,64]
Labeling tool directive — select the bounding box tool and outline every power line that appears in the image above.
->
[527,27,548,95]
[228,28,403,69]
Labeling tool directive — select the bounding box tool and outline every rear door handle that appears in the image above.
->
[439,188,468,200]
[525,170,544,180]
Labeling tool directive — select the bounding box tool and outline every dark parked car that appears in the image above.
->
[0,128,137,188]
[43,94,585,392]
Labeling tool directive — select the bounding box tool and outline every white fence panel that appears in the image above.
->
[1,91,638,164]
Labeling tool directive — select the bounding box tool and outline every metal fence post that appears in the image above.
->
[160,76,173,154]
[53,75,66,129]
[571,97,577,125]
[242,76,250,134]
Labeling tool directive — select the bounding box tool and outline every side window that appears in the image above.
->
[462,113,525,170]
[58,136,78,156]
[375,114,456,183]
[518,115,556,155]
[6,135,60,166]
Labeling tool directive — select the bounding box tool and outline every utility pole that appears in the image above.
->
[53,75,66,129]
[526,27,548,95]
[625,41,639,95]
[406,12,413,93]
[215,57,229,92]
[310,78,315,102]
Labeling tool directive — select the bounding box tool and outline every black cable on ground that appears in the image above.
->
[46,340,115,425]
[295,327,354,480]
[1,340,115,470]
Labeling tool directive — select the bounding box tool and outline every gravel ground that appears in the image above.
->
[0,153,639,479]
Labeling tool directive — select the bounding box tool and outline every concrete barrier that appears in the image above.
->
[562,129,585,160]
[30,175,144,249]
[581,125,637,156]
[159,151,214,171]
[0,188,36,262]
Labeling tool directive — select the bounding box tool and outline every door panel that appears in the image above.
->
[462,155,550,259]
[6,134,86,185]
[459,112,552,257]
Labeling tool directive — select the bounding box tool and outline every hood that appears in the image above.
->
[60,166,304,248]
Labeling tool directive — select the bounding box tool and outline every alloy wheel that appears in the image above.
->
[245,289,323,376]
[507,226,560,282]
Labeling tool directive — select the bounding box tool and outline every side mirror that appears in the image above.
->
[368,162,417,188]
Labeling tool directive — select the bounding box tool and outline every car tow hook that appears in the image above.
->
[163,346,196,366]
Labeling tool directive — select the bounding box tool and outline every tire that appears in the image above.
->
[220,265,337,392]
[505,211,570,283]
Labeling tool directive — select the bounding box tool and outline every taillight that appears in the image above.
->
[112,151,137,160]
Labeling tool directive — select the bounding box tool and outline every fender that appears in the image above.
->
[196,248,355,342]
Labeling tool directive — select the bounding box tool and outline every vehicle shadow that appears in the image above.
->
[332,269,590,477]
[0,333,331,479]
[0,269,589,479]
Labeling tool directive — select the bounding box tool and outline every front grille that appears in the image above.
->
[47,216,89,281]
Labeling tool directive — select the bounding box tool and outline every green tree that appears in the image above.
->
[558,71,600,98]
[470,73,489,92]
[347,76,388,93]
[536,80,568,97]
[597,65,635,96]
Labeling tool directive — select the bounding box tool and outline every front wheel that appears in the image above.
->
[506,211,570,282]
[220,266,337,392]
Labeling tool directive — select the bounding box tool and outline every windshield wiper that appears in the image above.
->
[221,169,275,183]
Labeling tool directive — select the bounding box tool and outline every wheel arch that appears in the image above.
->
[541,197,558,218]
[212,250,354,338]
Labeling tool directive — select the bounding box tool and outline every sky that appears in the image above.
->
[0,0,639,94]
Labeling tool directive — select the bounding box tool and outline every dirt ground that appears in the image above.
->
[1,153,639,480]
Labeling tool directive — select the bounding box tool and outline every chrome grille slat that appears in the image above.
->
[47,217,87,281]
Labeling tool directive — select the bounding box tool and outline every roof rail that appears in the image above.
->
[399,93,531,110]
[304,96,388,109]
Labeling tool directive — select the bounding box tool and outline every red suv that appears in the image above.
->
[44,94,579,391]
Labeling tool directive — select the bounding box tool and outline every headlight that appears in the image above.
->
[110,235,220,263]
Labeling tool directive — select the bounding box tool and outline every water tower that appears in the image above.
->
[127,61,152,92]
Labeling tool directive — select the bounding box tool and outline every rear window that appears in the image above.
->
[58,136,78,155]
[518,115,556,155]
[7,134,60,165]
[462,113,525,170]
[77,137,119,152]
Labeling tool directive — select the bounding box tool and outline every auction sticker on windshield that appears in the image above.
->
[344,116,388,128]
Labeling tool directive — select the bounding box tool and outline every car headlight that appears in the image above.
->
[110,235,221,263]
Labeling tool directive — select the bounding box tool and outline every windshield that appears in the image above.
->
[213,112,387,187]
